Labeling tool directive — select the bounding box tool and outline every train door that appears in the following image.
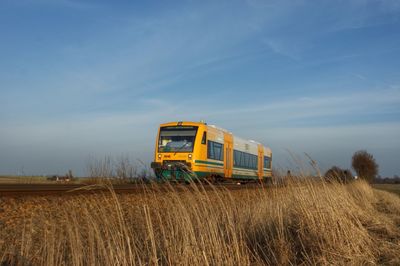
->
[224,133,233,178]
[258,144,264,181]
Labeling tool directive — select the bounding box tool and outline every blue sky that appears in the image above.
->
[1,0,399,177]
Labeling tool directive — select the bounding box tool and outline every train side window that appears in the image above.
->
[264,156,271,169]
[233,150,239,167]
[201,132,207,144]
[207,141,214,159]
[232,151,258,169]
[240,151,245,167]
[214,142,223,161]
[207,141,224,161]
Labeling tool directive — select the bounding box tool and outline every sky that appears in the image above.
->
[1,0,399,177]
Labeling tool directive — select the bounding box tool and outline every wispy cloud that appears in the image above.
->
[197,88,400,121]
[3,87,398,138]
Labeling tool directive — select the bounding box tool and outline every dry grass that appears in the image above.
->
[1,179,400,265]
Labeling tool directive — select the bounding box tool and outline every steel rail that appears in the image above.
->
[0,182,264,197]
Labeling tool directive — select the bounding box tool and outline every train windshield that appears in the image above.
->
[158,126,198,152]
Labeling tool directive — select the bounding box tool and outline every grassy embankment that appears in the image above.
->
[1,178,400,265]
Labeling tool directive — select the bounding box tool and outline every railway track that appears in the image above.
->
[0,184,142,196]
[0,182,264,197]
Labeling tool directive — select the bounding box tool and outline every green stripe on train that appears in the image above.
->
[232,174,258,180]
[194,160,224,166]
[193,172,272,180]
[194,172,257,180]
[196,172,259,180]
[233,167,258,171]
[195,166,224,170]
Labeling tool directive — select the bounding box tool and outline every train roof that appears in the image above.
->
[159,121,206,127]
[207,124,230,134]
[158,121,271,150]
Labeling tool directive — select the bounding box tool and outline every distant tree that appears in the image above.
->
[325,166,353,183]
[393,175,400,184]
[67,169,74,179]
[351,150,378,182]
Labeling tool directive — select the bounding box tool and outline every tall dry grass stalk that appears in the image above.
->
[85,155,140,184]
[1,178,400,265]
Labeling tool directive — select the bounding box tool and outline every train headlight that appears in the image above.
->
[158,154,162,159]
[188,154,192,159]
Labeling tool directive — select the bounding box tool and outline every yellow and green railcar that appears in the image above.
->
[151,121,272,182]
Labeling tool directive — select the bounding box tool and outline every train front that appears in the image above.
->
[151,122,203,182]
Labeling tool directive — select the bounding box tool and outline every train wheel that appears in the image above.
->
[205,175,217,184]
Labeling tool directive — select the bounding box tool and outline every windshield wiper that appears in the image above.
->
[174,142,189,155]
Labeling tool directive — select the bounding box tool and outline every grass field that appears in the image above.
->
[373,184,400,196]
[1,179,400,265]
[0,175,49,184]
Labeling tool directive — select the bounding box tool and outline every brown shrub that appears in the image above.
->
[325,166,353,183]
[352,150,379,182]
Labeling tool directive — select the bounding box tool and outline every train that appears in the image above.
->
[151,121,272,183]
